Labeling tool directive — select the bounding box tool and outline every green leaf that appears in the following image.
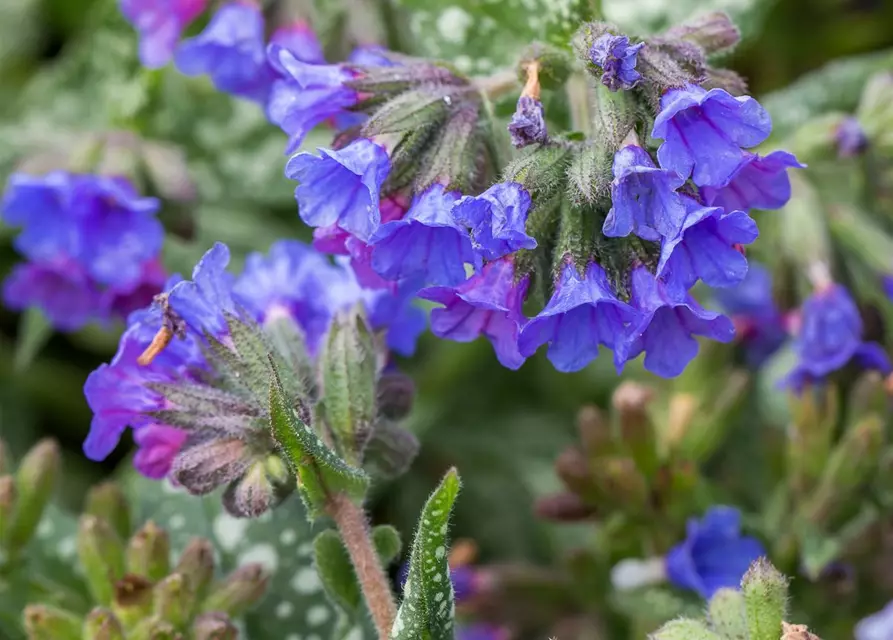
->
[390,469,461,640]
[371,525,402,566]
[268,360,370,519]
[13,308,53,373]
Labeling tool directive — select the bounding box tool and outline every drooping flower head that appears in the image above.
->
[508,96,547,148]
[286,138,390,242]
[602,145,687,241]
[616,267,735,378]
[784,283,891,387]
[120,0,208,69]
[519,261,637,373]
[369,184,479,287]
[453,182,537,261]
[589,34,644,91]
[701,151,805,212]
[1,171,165,330]
[652,84,772,188]
[665,506,766,599]
[175,2,276,103]
[419,257,528,370]
[657,197,758,297]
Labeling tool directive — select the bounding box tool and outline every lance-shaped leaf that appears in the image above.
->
[391,469,461,640]
[269,360,370,519]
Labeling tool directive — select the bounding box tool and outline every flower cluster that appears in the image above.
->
[83,240,424,486]
[1,171,166,331]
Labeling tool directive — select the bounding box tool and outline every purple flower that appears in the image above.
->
[286,139,390,242]
[166,242,237,339]
[657,198,758,297]
[589,34,644,91]
[348,45,396,67]
[652,84,772,188]
[666,506,766,599]
[457,624,507,640]
[713,263,787,367]
[133,424,188,479]
[616,267,735,378]
[1,171,77,260]
[270,21,326,66]
[120,0,207,69]
[266,45,359,154]
[519,261,636,372]
[701,151,805,211]
[101,259,168,322]
[419,258,528,370]
[856,600,893,640]
[175,2,276,103]
[369,184,479,287]
[836,116,868,158]
[602,145,687,241]
[3,261,101,332]
[508,96,548,148]
[787,284,890,380]
[453,182,536,260]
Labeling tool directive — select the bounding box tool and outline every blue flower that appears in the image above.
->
[1,171,78,261]
[369,184,479,287]
[286,139,390,242]
[616,267,735,378]
[120,0,207,69]
[657,198,758,297]
[836,116,868,158]
[784,284,891,386]
[266,45,359,154]
[453,182,537,260]
[856,600,893,640]
[269,21,326,66]
[589,34,644,91]
[347,45,397,67]
[652,84,772,188]
[166,242,237,339]
[3,261,101,332]
[713,263,788,367]
[602,145,687,241]
[666,506,766,599]
[519,261,637,372]
[419,257,528,370]
[174,2,276,103]
[701,151,804,212]
[508,96,548,148]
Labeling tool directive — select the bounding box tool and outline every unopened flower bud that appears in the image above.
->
[7,438,59,553]
[22,604,81,640]
[555,447,594,497]
[363,418,421,480]
[222,459,278,519]
[154,572,193,628]
[111,574,154,629]
[85,482,132,541]
[171,437,252,496]
[575,404,613,456]
[742,558,788,640]
[0,475,16,544]
[376,371,415,420]
[77,515,126,606]
[534,491,597,522]
[664,11,740,55]
[127,520,170,581]
[128,616,180,640]
[175,538,216,598]
[83,608,125,640]
[651,619,719,640]
[592,457,649,509]
[612,382,658,476]
[193,612,238,640]
[201,563,269,617]
[319,307,379,464]
[707,588,747,637]
[665,393,699,450]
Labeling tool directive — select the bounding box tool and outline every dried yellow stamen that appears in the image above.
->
[521,61,541,101]
[137,325,173,366]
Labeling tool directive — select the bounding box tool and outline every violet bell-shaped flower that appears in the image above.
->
[616,267,735,378]
[701,151,805,211]
[508,96,547,148]
[602,145,687,241]
[453,182,537,260]
[665,506,766,599]
[174,1,276,103]
[657,197,759,297]
[519,261,637,373]
[418,257,528,370]
[2,261,101,332]
[120,0,208,69]
[286,138,390,242]
[652,84,772,188]
[589,34,644,91]
[369,184,480,287]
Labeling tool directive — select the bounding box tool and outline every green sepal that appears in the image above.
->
[268,360,370,519]
[566,142,612,207]
[502,144,573,200]
[741,558,788,640]
[390,469,461,640]
[707,588,748,639]
[362,87,453,137]
[650,619,721,640]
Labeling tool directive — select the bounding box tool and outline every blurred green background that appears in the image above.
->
[1,0,893,599]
